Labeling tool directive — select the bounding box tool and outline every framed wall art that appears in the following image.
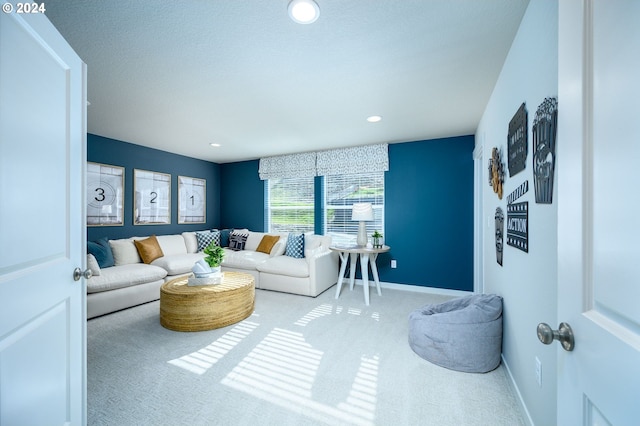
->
[178,176,206,224]
[87,162,124,226]
[134,169,171,225]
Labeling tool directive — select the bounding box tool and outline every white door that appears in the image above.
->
[557,0,640,424]
[0,7,86,426]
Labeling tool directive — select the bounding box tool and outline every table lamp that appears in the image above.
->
[351,203,374,247]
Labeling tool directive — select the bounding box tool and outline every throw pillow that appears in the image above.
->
[86,254,101,277]
[228,233,248,251]
[285,233,305,258]
[256,235,280,254]
[219,229,232,247]
[134,235,164,264]
[87,237,115,268]
[196,230,216,252]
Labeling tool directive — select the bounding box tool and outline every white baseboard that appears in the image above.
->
[351,279,473,298]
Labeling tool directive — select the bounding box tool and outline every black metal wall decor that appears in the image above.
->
[533,97,558,204]
[495,207,504,266]
[507,180,529,205]
[508,103,528,177]
[488,147,505,199]
[507,202,529,253]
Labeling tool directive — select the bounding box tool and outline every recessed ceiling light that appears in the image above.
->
[288,0,320,24]
[367,115,382,123]
[210,143,221,147]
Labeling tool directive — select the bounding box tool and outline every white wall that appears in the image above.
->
[476,1,558,425]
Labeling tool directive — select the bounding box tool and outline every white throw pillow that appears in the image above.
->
[86,253,101,276]
[156,235,187,256]
[182,232,198,253]
[109,238,141,265]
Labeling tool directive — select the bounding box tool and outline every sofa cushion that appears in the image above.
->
[88,237,115,268]
[87,254,101,277]
[87,264,167,293]
[134,235,164,264]
[229,232,248,251]
[285,233,305,258]
[109,238,141,265]
[196,230,218,251]
[221,249,270,270]
[152,253,205,275]
[270,239,287,257]
[156,234,188,256]
[182,232,198,253]
[256,235,280,254]
[245,232,266,251]
[256,255,309,278]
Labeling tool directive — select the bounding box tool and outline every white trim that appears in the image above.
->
[501,355,535,426]
[350,280,473,298]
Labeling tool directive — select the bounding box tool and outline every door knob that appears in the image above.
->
[537,322,575,351]
[73,267,92,281]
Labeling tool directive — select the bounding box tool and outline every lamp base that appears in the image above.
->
[357,221,368,247]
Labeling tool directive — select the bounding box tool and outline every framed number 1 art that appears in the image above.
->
[134,169,171,225]
[178,176,206,224]
[87,162,124,226]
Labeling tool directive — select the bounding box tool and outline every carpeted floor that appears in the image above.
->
[87,284,525,426]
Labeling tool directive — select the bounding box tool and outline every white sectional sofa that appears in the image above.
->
[86,230,338,319]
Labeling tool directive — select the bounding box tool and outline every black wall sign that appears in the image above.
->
[495,207,504,266]
[507,202,528,253]
[533,97,558,204]
[508,103,528,177]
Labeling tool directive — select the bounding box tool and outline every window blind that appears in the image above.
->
[324,172,385,246]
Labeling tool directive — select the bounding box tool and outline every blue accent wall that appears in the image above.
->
[219,160,264,231]
[383,136,474,291]
[217,135,475,291]
[87,134,220,241]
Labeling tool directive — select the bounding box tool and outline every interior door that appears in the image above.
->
[0,7,86,425]
[557,0,640,424]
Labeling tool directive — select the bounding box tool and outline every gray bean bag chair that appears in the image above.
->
[408,294,503,373]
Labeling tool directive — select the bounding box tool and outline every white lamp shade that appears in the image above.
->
[351,203,374,221]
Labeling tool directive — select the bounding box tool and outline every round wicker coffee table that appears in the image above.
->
[160,271,255,332]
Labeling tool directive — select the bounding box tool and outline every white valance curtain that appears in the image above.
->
[258,152,317,180]
[258,143,388,179]
[316,143,389,176]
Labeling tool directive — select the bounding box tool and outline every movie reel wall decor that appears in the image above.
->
[488,147,505,199]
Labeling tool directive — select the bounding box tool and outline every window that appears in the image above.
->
[324,172,384,246]
[266,177,315,233]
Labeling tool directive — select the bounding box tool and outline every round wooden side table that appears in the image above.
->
[160,271,255,332]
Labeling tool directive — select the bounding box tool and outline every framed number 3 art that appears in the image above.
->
[87,162,124,226]
[134,169,171,225]
[178,176,206,224]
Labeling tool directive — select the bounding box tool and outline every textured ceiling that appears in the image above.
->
[44,0,529,163]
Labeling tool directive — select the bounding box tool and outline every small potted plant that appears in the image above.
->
[203,242,225,274]
[371,230,383,248]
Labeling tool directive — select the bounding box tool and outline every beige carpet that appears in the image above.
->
[87,284,525,425]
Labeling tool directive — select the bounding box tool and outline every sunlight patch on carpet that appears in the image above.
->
[221,327,378,425]
[167,321,259,375]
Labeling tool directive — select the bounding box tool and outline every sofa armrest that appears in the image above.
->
[307,248,339,296]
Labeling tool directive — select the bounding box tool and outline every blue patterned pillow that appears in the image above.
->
[285,233,305,258]
[87,237,115,268]
[196,231,217,252]
[228,233,248,251]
